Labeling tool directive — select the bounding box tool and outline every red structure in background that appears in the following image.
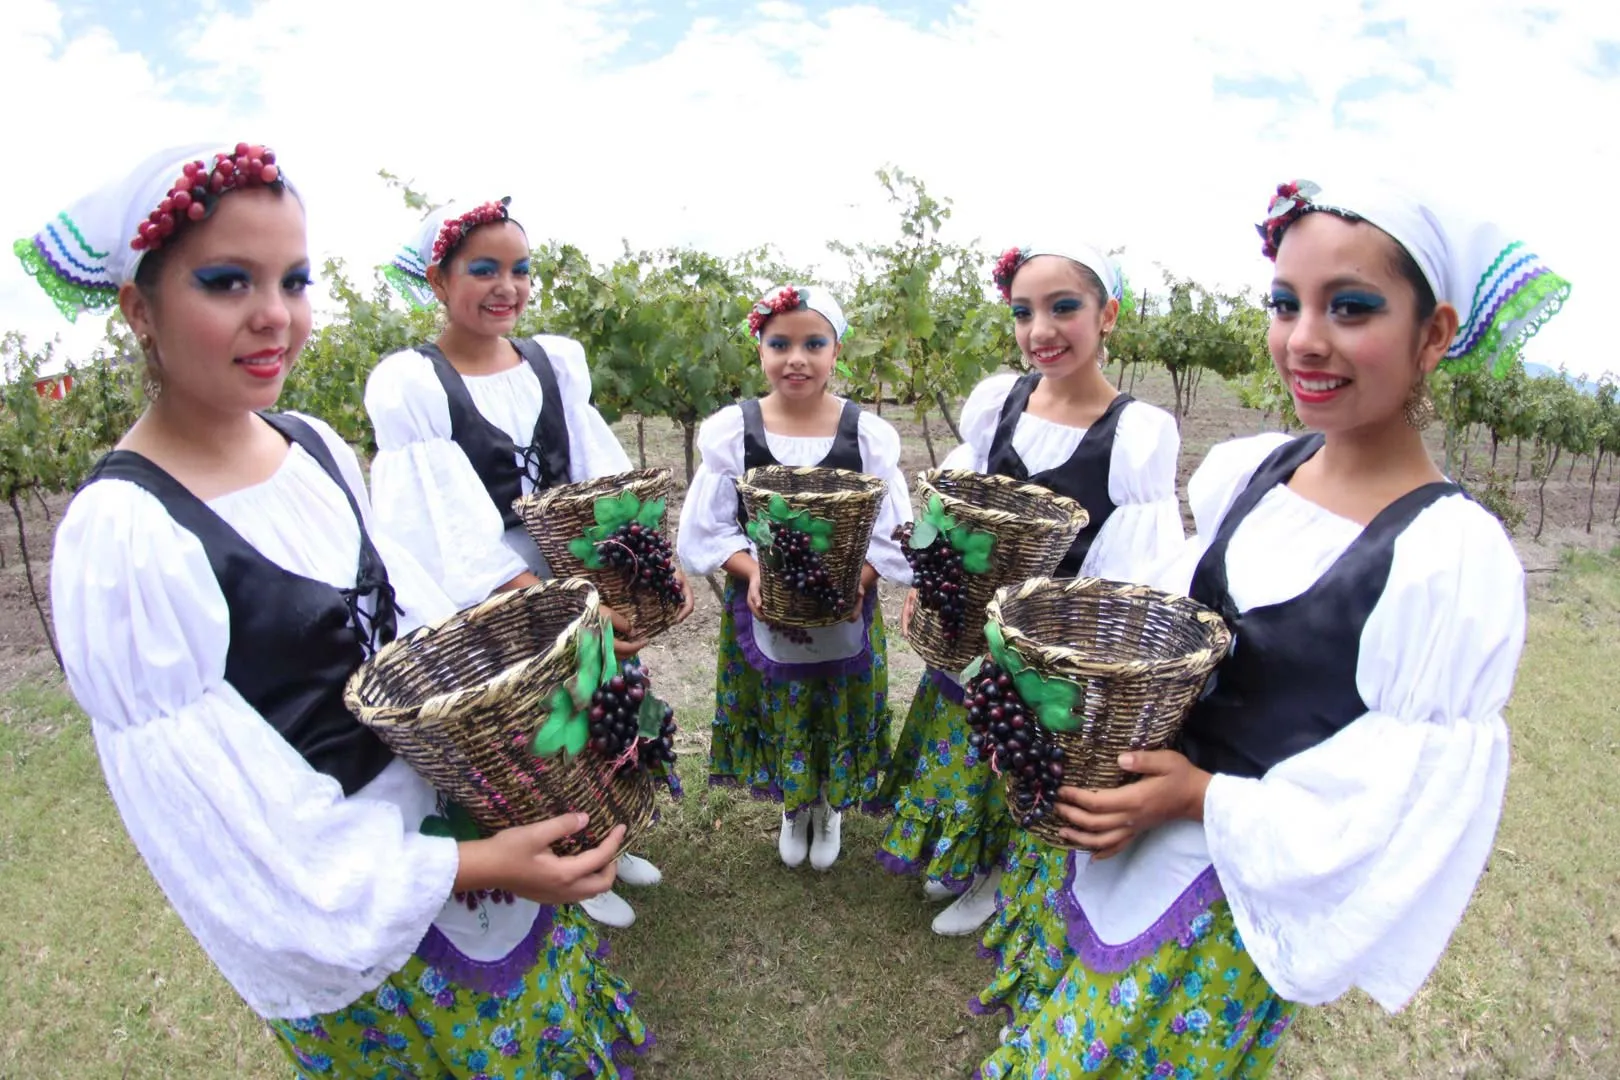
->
[33,374,75,400]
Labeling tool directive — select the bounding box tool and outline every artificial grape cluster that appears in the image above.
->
[767,523,844,614]
[597,522,685,608]
[132,143,281,252]
[894,521,969,639]
[433,197,511,262]
[965,662,1066,826]
[452,888,516,910]
[637,702,679,772]
[588,661,650,759]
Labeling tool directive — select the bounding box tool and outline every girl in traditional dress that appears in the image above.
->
[677,284,912,869]
[970,178,1566,1078]
[27,143,651,1078]
[878,243,1182,937]
[368,198,690,928]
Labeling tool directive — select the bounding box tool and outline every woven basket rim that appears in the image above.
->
[737,465,887,502]
[917,468,1090,532]
[514,467,673,520]
[348,578,602,729]
[985,576,1232,680]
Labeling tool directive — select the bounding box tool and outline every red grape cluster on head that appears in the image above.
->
[748,286,803,337]
[1258,181,1311,261]
[432,198,512,265]
[131,142,282,252]
[992,246,1027,302]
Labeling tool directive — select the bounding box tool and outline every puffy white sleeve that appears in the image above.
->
[535,334,633,482]
[291,411,458,636]
[858,411,914,585]
[364,350,527,610]
[1081,400,1184,583]
[939,373,1019,472]
[1204,498,1523,1012]
[1150,433,1293,595]
[675,405,749,576]
[50,483,459,1019]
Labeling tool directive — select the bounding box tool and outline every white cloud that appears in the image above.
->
[4,0,1616,380]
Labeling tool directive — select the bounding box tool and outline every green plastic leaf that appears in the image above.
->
[923,494,957,533]
[953,530,995,574]
[568,536,606,570]
[419,814,458,839]
[634,497,666,529]
[983,621,1025,675]
[805,517,834,541]
[961,545,992,576]
[768,494,794,521]
[746,516,774,547]
[563,718,588,757]
[576,629,604,698]
[909,519,940,549]
[600,620,617,686]
[592,490,641,531]
[531,687,579,757]
[636,690,667,740]
[809,533,832,554]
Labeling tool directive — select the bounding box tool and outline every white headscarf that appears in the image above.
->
[385,198,523,309]
[1260,178,1571,374]
[992,241,1132,314]
[748,283,849,341]
[15,142,242,321]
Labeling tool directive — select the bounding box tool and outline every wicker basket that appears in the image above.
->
[905,469,1089,672]
[736,465,888,628]
[983,576,1232,848]
[343,579,655,854]
[514,469,682,640]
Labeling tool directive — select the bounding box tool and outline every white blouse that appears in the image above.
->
[365,335,632,610]
[1066,433,1524,1013]
[940,372,1183,583]
[676,402,914,586]
[51,414,541,1019]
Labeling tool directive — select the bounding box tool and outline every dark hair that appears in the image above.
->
[1068,259,1109,309]
[133,181,303,296]
[1385,235,1438,323]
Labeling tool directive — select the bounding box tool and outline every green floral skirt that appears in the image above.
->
[876,671,1011,892]
[973,898,1297,1079]
[271,904,649,1079]
[708,580,892,818]
[976,831,1075,1022]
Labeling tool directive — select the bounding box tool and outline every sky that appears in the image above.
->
[4,0,1618,380]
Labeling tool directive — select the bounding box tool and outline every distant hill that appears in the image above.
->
[1522,362,1608,396]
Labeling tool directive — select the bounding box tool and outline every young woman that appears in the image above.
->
[970,178,1566,1078]
[879,242,1182,937]
[369,198,691,928]
[26,143,650,1077]
[677,284,912,870]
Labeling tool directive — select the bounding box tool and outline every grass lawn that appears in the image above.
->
[1,547,1615,1079]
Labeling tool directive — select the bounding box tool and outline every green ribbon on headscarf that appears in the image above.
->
[983,620,1080,733]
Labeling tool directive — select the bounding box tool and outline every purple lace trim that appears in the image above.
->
[928,666,967,705]
[728,587,876,680]
[605,1029,655,1080]
[1059,856,1225,973]
[706,774,889,819]
[873,849,974,894]
[414,904,559,997]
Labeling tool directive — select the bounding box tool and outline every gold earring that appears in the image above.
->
[1403,372,1436,430]
[137,335,163,401]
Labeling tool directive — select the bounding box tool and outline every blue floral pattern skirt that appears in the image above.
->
[708,580,892,818]
[876,671,1011,892]
[270,905,650,1079]
[973,900,1297,1079]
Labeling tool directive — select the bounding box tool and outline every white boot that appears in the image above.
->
[579,889,636,928]
[931,867,1001,936]
[922,879,957,902]
[779,812,811,868]
[809,802,843,872]
[615,852,662,887]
